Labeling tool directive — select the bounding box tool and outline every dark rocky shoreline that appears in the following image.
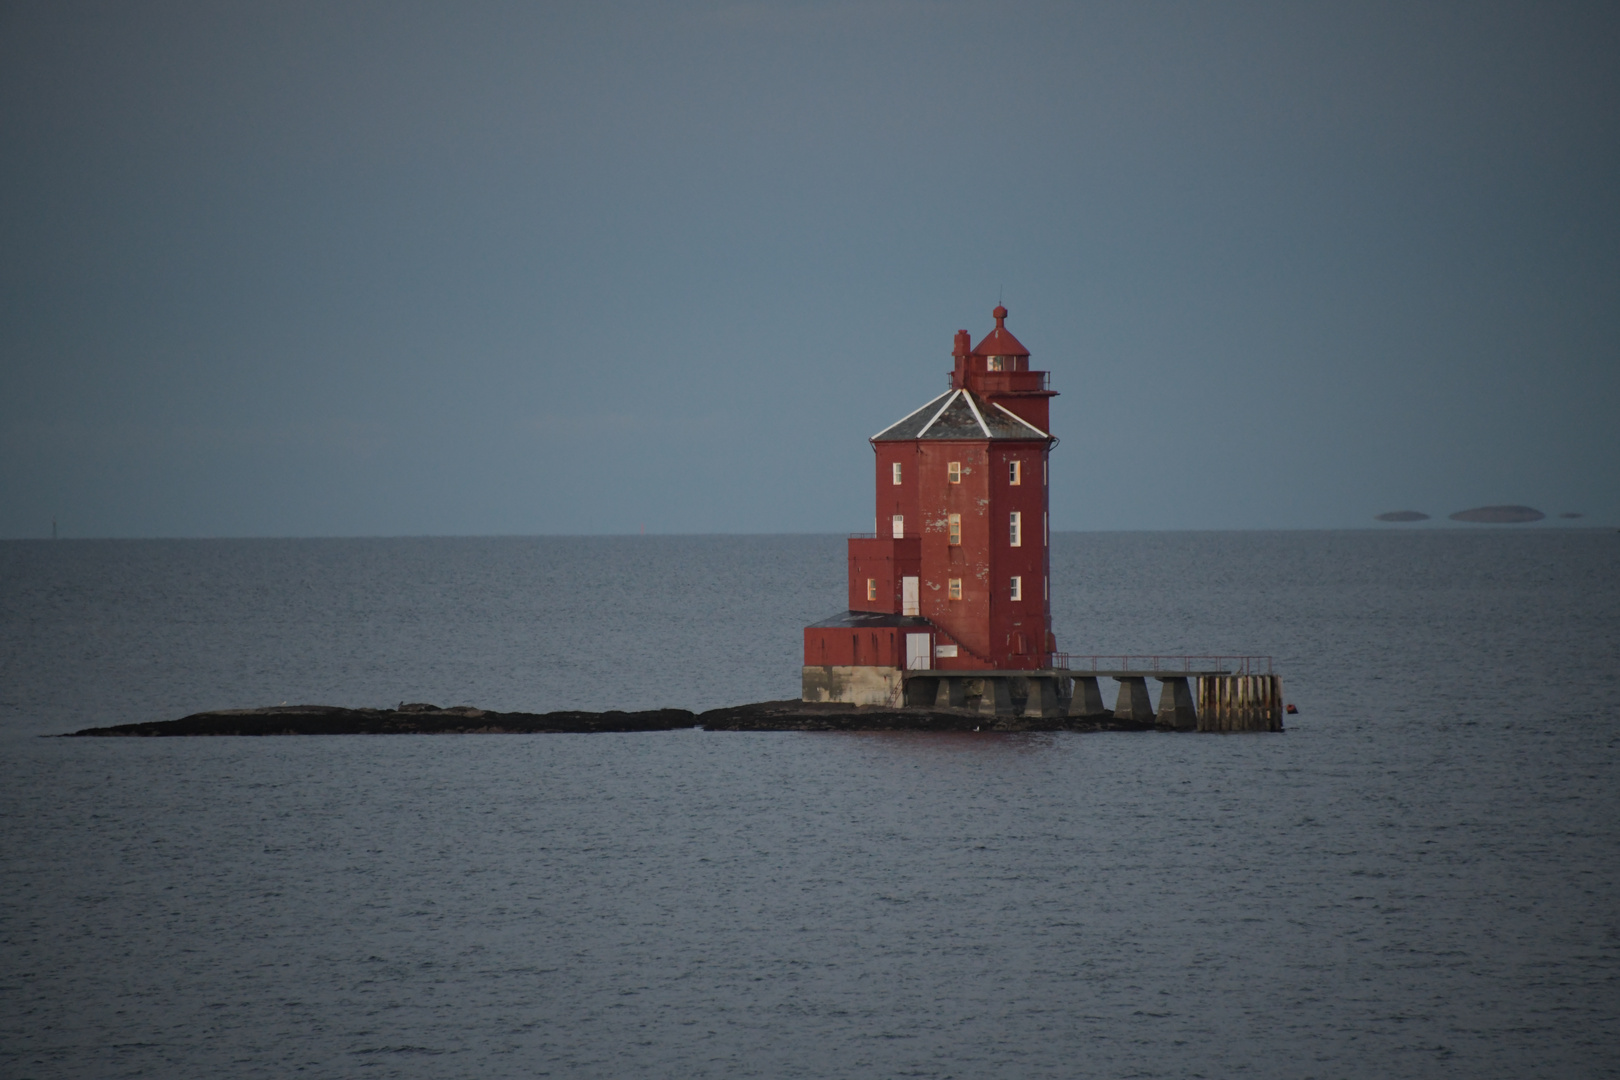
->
[62,700,1156,736]
[695,699,1152,733]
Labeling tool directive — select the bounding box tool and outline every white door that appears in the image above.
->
[906,633,932,671]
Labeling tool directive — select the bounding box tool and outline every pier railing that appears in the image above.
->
[1048,654,1274,676]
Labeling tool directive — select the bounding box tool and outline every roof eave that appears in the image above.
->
[990,401,1052,440]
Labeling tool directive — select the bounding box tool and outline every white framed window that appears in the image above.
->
[866,578,877,601]
[891,515,904,539]
[947,461,961,484]
[1010,576,1023,601]
[948,514,961,545]
[1009,511,1022,547]
[1009,460,1021,485]
[948,578,962,600]
[892,462,902,485]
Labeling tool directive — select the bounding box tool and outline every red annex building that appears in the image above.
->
[802,305,1060,708]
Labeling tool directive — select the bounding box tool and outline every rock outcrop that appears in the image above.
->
[63,699,1165,736]
[65,704,698,736]
[698,699,1154,732]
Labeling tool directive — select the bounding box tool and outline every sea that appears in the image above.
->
[1,530,1616,1079]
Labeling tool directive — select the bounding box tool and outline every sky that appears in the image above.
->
[2,0,1616,537]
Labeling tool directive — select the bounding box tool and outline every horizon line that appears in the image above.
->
[1,523,1608,542]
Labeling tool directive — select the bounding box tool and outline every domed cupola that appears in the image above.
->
[971,305,1030,372]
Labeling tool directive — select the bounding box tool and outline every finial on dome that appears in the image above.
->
[970,305,1029,359]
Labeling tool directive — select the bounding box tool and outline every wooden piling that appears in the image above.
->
[1197,674,1284,732]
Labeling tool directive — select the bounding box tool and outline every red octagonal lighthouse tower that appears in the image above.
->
[803,305,1064,714]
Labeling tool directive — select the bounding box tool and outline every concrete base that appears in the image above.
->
[901,670,1121,720]
[1067,675,1108,717]
[910,674,1060,718]
[1154,676,1198,731]
[1021,676,1063,718]
[802,665,905,707]
[1113,676,1155,722]
[933,677,966,708]
[975,677,1014,716]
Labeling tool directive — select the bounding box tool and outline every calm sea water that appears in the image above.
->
[2,531,1617,1079]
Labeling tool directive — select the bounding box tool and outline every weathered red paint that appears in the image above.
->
[847,536,920,612]
[804,305,1058,673]
[802,625,907,668]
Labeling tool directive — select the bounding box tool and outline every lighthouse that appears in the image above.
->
[803,305,1064,714]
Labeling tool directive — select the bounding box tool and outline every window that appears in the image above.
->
[1044,575,1049,600]
[866,578,877,601]
[1010,576,1023,601]
[987,356,1003,371]
[1045,512,1048,545]
[948,578,962,600]
[892,462,902,485]
[1009,460,1021,485]
[947,461,961,484]
[948,514,961,545]
[1009,511,1022,547]
[891,515,904,539]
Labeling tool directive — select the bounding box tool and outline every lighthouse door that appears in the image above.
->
[905,633,932,671]
[901,576,919,616]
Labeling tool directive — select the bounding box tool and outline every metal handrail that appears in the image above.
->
[1048,653,1274,675]
[944,371,1053,391]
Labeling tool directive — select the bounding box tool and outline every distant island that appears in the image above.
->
[1374,510,1430,522]
[1449,505,1545,523]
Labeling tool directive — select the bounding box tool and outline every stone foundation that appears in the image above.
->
[801,665,906,706]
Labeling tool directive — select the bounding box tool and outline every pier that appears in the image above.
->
[902,655,1285,732]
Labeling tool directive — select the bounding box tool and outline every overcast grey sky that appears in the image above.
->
[2,1,1616,536]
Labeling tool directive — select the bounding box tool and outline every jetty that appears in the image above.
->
[901,655,1284,732]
